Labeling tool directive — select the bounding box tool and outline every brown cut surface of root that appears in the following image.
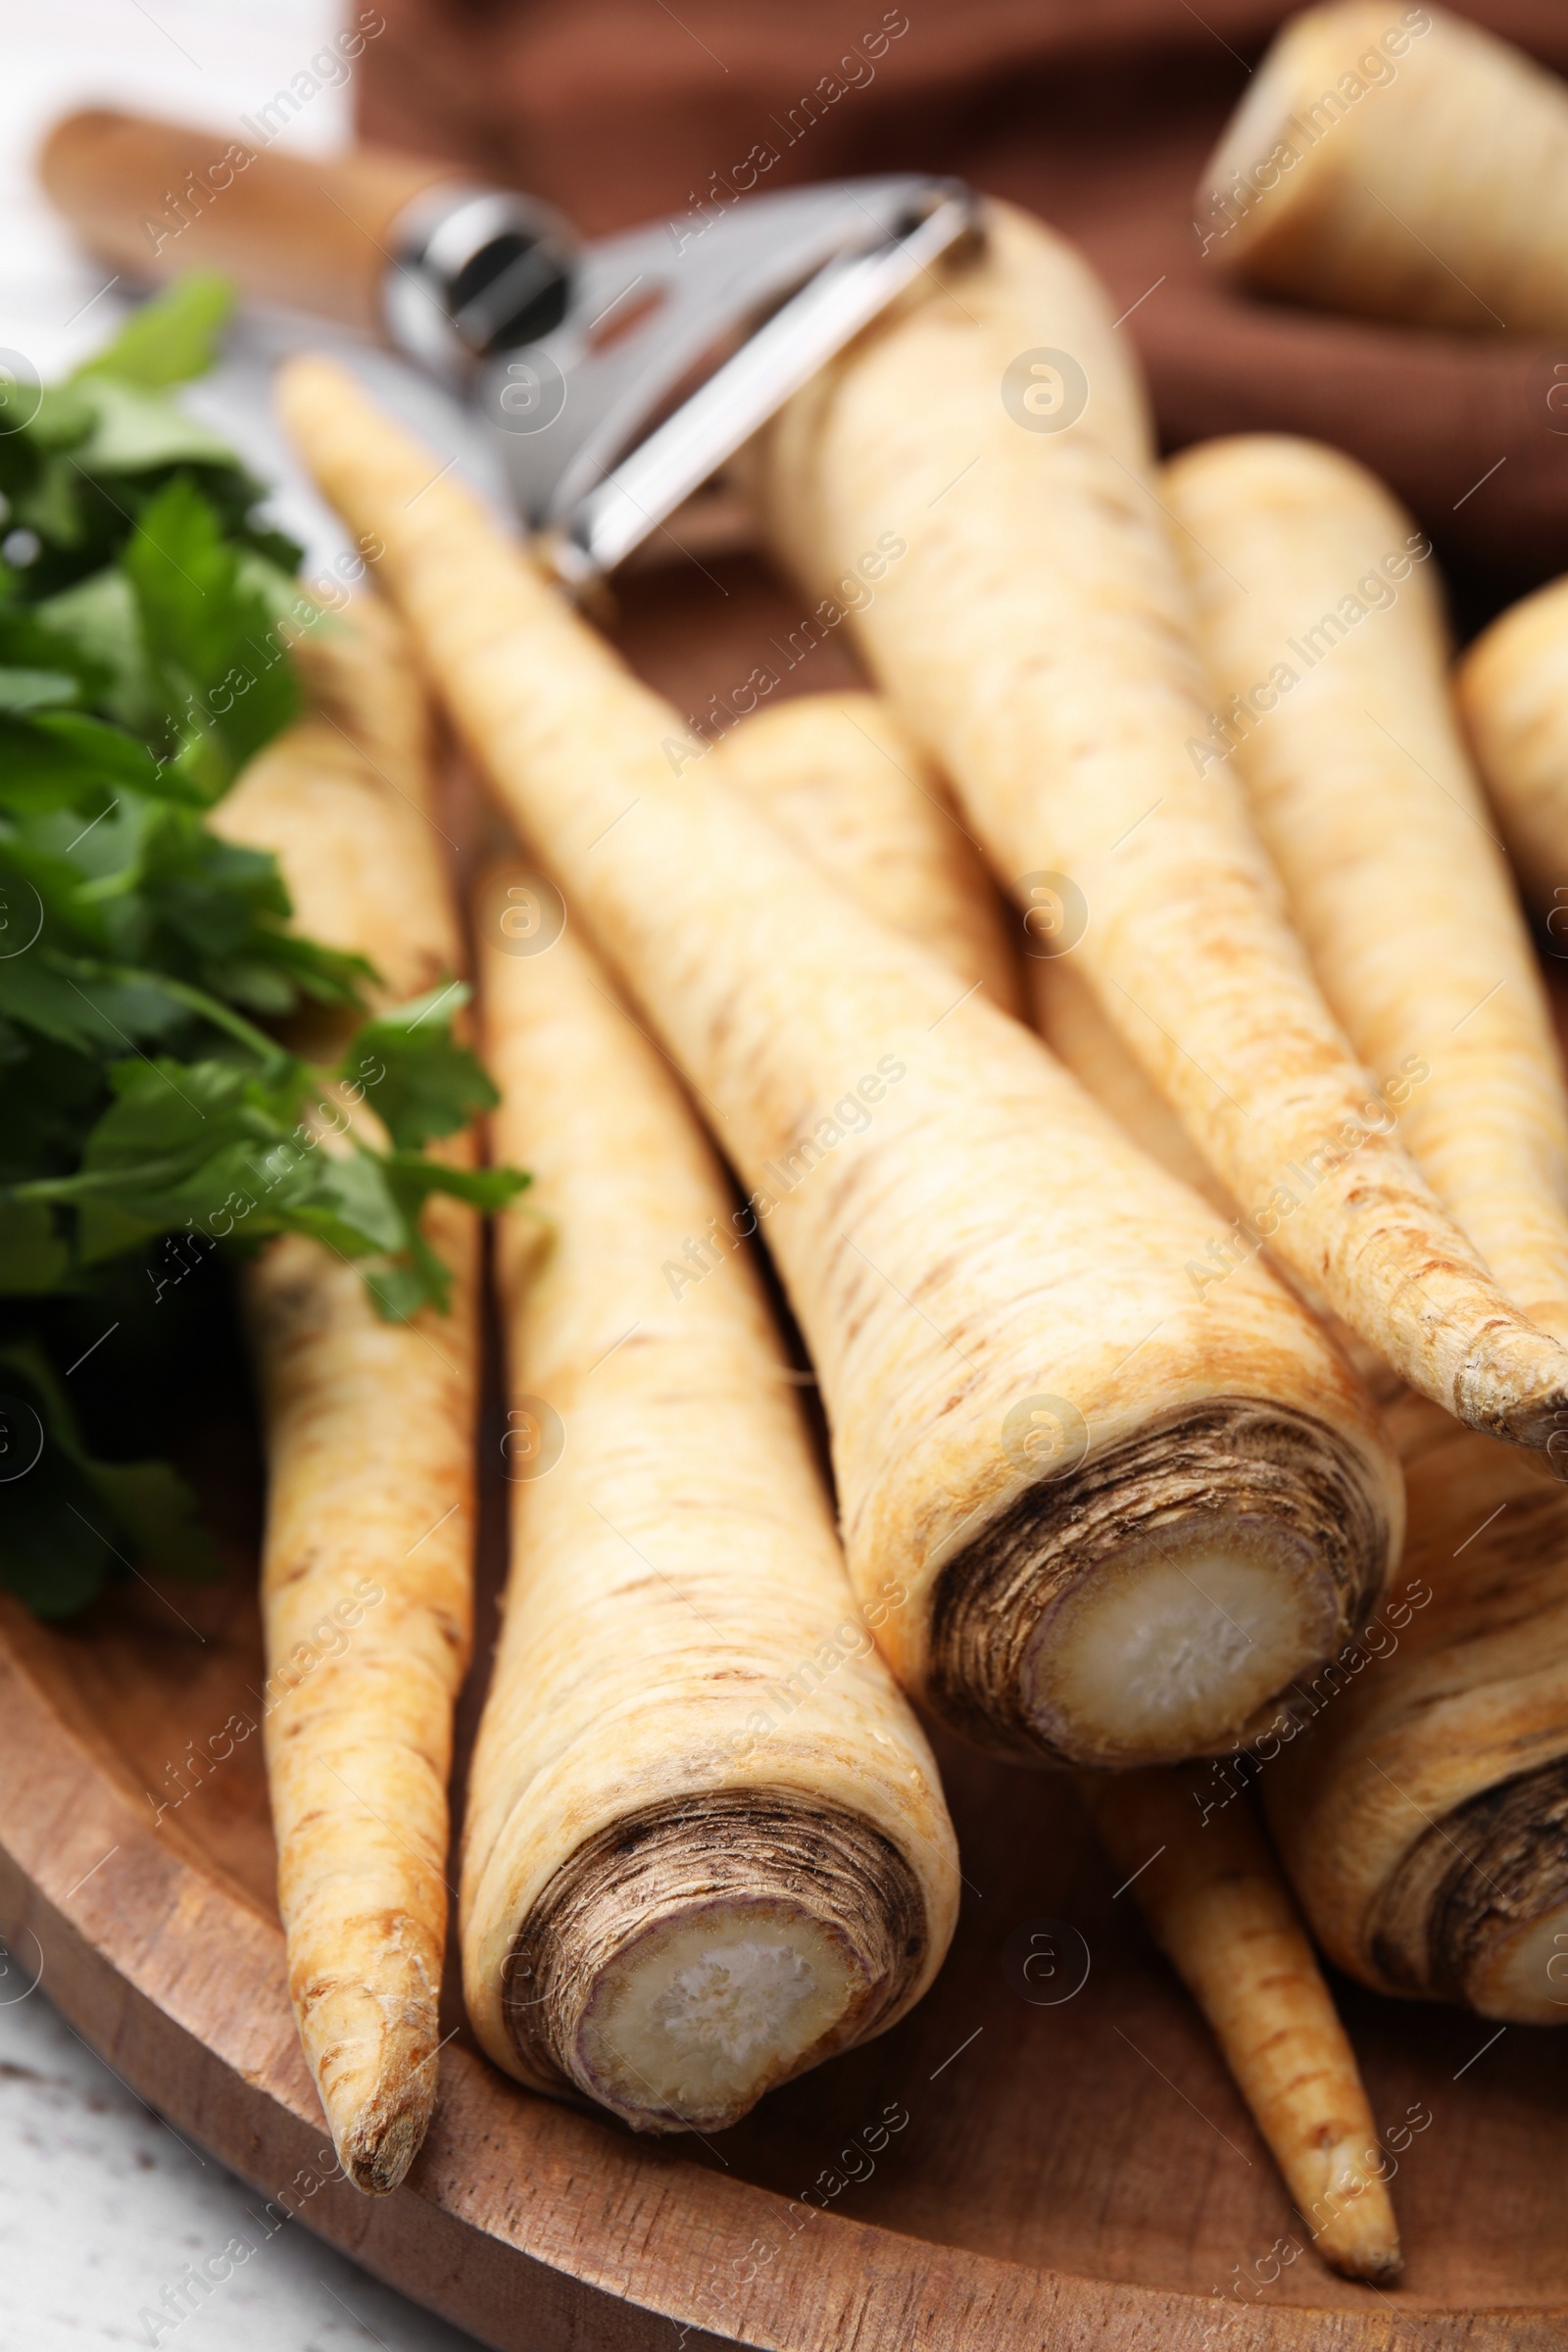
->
[1371,1756,1568,2023]
[932,1398,1383,1765]
[508,1790,924,2133]
[1268,1393,1568,2024]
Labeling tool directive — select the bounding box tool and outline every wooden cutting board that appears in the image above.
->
[3,557,1567,2352]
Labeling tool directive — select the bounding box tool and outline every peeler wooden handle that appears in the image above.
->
[39,109,460,335]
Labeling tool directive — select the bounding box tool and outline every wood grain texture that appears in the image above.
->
[1,1482,1564,2349]
[37,110,450,331]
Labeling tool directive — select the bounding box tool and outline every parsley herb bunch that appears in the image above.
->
[0,279,523,1612]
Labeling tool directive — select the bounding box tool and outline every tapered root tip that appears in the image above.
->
[929,1399,1390,1765]
[1455,1328,1568,1468]
[309,2011,440,2196]
[339,2105,428,2195]
[505,1789,927,2134]
[1319,2224,1403,2287]
[276,353,364,444]
[328,2074,437,2195]
[1309,2173,1403,2286]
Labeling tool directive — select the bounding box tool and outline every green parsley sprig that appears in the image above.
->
[0,278,525,1614]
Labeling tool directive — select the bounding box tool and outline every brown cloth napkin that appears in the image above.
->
[359,0,1568,613]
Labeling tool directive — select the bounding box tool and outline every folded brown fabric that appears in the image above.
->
[358,0,1568,595]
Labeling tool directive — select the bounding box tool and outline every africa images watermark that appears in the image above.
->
[718,1573,912,1764]
[1208,2096,1435,2313]
[1185,531,1435,778]
[1190,1570,1436,1826]
[677,2089,913,2344]
[135,2143,347,2344]
[1192,5,1434,261]
[662,1054,908,1298]
[138,9,386,259]
[663,530,908,770]
[146,1575,384,1829]
[1183,1053,1432,1303]
[667,10,910,255]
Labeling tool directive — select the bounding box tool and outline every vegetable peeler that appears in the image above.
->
[40,110,978,590]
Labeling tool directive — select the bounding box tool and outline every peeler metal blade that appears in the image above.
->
[469,176,980,590]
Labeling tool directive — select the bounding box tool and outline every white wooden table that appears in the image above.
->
[0,1959,483,2349]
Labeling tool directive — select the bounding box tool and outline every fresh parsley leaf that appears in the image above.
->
[4,986,526,1315]
[352,984,502,1149]
[73,273,234,392]
[0,669,79,714]
[0,708,164,812]
[34,566,157,730]
[0,1201,69,1293]
[122,477,302,794]
[70,377,240,480]
[0,1339,218,1616]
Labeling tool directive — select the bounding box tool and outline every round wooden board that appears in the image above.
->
[3,558,1566,2352]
